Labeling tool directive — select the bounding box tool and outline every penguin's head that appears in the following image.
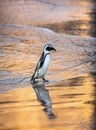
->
[44,44,56,52]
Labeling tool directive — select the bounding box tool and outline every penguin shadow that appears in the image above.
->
[30,81,55,119]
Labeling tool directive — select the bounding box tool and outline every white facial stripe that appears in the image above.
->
[44,44,54,51]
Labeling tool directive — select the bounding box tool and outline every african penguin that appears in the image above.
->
[31,44,56,83]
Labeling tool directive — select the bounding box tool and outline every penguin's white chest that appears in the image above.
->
[38,54,50,77]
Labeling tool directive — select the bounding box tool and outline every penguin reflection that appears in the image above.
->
[31,81,55,119]
[31,44,56,83]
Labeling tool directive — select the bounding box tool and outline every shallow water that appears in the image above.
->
[0,0,96,130]
[0,74,96,130]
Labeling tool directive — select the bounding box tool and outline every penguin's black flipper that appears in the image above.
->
[39,52,50,69]
[39,52,45,69]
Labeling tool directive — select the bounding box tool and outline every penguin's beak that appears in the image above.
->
[51,47,56,51]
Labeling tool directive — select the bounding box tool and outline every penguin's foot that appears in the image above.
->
[42,78,49,82]
[48,113,56,120]
[30,78,37,83]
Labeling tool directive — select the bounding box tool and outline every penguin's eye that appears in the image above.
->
[46,46,50,51]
